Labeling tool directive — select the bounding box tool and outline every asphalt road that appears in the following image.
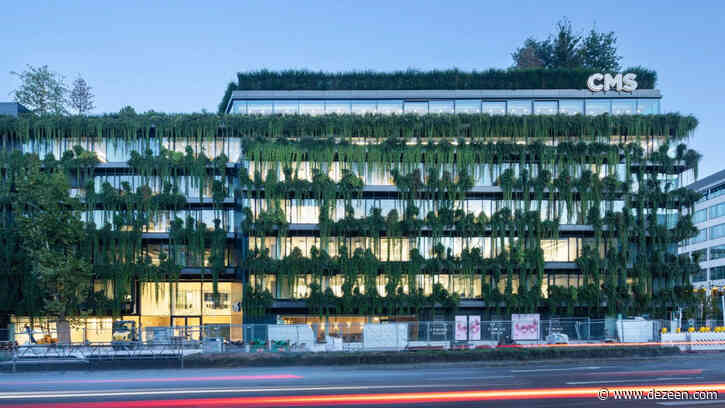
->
[2,354,725,407]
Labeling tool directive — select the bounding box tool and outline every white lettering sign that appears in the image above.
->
[587,73,637,92]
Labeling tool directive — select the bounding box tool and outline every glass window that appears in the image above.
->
[274,101,298,114]
[351,100,377,114]
[404,101,428,114]
[534,101,557,115]
[691,248,707,262]
[691,229,708,245]
[710,183,725,200]
[711,223,725,240]
[299,101,324,115]
[429,100,454,114]
[693,209,708,224]
[637,99,659,115]
[711,266,725,281]
[377,100,403,114]
[711,244,725,261]
[455,100,481,113]
[559,100,584,115]
[507,100,531,115]
[482,101,506,115]
[612,100,636,115]
[140,282,170,315]
[586,100,611,116]
[230,100,246,114]
[697,190,709,203]
[173,282,201,315]
[710,203,725,220]
[247,101,274,114]
[692,270,708,282]
[325,101,351,114]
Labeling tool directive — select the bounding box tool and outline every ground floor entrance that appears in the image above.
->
[172,316,201,340]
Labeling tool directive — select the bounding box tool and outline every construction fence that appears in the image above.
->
[1,317,694,355]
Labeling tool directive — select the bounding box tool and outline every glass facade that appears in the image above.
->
[711,224,725,241]
[711,244,725,261]
[693,209,708,224]
[229,98,660,116]
[682,176,725,290]
[8,88,680,323]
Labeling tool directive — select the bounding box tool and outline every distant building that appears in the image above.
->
[680,170,725,291]
[0,102,30,117]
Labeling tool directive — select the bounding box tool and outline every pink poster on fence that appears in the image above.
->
[469,315,481,341]
[512,313,540,340]
[455,315,468,341]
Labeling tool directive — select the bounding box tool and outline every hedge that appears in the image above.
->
[184,346,681,368]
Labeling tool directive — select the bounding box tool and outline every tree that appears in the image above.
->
[580,28,622,71]
[512,19,622,71]
[548,18,582,69]
[511,38,547,69]
[11,155,93,342]
[69,76,95,115]
[10,65,67,115]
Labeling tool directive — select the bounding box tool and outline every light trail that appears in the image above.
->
[5,384,725,407]
[497,340,725,348]
[585,369,704,377]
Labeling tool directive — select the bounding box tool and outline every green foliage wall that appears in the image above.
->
[0,111,702,320]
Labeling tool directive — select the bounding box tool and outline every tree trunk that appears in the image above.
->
[56,319,72,345]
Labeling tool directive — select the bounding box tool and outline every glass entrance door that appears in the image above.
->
[172,316,201,340]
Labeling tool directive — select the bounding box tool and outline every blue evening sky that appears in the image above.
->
[1,1,723,177]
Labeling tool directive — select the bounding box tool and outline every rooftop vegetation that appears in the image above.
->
[217,67,657,113]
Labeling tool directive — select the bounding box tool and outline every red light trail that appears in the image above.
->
[8,384,725,408]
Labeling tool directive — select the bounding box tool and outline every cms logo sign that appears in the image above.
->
[587,73,638,92]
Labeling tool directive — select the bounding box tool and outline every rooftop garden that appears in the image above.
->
[217,67,657,113]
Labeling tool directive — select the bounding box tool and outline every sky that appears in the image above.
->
[1,0,723,177]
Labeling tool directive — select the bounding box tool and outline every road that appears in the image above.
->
[1,354,725,407]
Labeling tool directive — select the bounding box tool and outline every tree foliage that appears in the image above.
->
[10,65,68,115]
[1,152,93,322]
[69,76,95,115]
[513,18,622,71]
